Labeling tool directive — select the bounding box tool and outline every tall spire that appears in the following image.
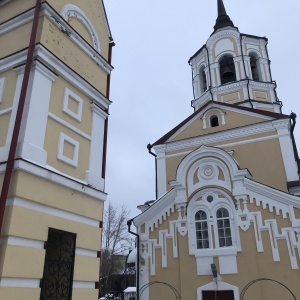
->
[214,0,235,31]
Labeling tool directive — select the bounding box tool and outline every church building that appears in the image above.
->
[0,0,113,299]
[133,1,300,299]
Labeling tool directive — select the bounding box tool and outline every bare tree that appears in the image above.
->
[100,201,133,297]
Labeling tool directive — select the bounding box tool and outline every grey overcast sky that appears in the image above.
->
[103,0,300,219]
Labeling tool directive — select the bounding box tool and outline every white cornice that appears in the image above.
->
[244,178,300,209]
[153,119,289,154]
[134,190,176,229]
[0,2,113,74]
[10,159,107,200]
[0,46,111,110]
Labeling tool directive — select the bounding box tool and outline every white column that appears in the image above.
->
[210,62,220,87]
[274,120,299,182]
[0,66,24,161]
[156,149,167,198]
[85,103,107,190]
[17,62,57,165]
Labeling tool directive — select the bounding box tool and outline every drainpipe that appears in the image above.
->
[0,0,42,233]
[147,144,157,199]
[127,219,140,300]
[290,112,300,176]
[102,41,115,180]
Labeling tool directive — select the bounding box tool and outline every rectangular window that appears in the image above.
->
[202,290,234,300]
[40,228,76,300]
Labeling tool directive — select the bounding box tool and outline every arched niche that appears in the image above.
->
[60,4,101,52]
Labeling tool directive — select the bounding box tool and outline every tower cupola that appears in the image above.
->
[189,0,280,113]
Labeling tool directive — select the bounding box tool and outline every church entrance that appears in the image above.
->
[202,290,234,300]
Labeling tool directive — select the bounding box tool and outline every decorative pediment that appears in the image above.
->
[170,145,250,197]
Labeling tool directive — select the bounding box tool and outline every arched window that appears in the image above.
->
[219,55,236,85]
[199,65,207,94]
[216,208,232,247]
[195,210,209,249]
[249,52,260,81]
[210,115,219,127]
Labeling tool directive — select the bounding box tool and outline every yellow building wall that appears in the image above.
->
[146,202,300,300]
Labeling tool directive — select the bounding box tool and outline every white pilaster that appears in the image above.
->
[0,66,24,161]
[17,62,57,165]
[274,121,299,182]
[156,151,167,198]
[85,103,107,190]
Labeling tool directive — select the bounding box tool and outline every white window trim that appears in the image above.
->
[57,132,79,167]
[62,88,83,122]
[187,188,240,275]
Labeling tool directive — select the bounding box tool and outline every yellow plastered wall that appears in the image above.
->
[1,245,44,278]
[39,16,107,91]
[0,70,18,109]
[172,110,270,142]
[47,0,111,59]
[48,76,92,136]
[147,203,300,300]
[166,125,287,192]
[3,205,101,250]
[0,0,36,24]
[12,171,103,220]
[0,288,40,300]
[44,118,90,181]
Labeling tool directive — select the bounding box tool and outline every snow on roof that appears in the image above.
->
[124,287,136,293]
[127,248,137,264]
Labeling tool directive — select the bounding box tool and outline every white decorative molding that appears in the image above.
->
[62,88,83,122]
[153,118,289,155]
[6,197,100,227]
[0,236,44,248]
[0,107,11,117]
[73,281,95,289]
[17,61,57,166]
[0,3,112,74]
[0,278,40,288]
[207,29,240,49]
[57,132,80,167]
[48,112,91,141]
[0,77,6,103]
[85,103,107,190]
[75,248,98,257]
[60,4,101,52]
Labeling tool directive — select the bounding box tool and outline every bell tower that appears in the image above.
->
[0,1,113,299]
[189,0,280,113]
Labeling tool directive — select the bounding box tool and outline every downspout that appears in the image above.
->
[290,112,300,176]
[240,34,253,108]
[0,0,42,233]
[102,41,115,180]
[147,144,157,199]
[127,219,140,300]
[265,40,281,111]
[204,45,214,101]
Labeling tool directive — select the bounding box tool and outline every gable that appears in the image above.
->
[153,102,289,146]
[170,106,285,143]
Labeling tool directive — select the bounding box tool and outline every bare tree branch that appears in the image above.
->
[100,201,133,296]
